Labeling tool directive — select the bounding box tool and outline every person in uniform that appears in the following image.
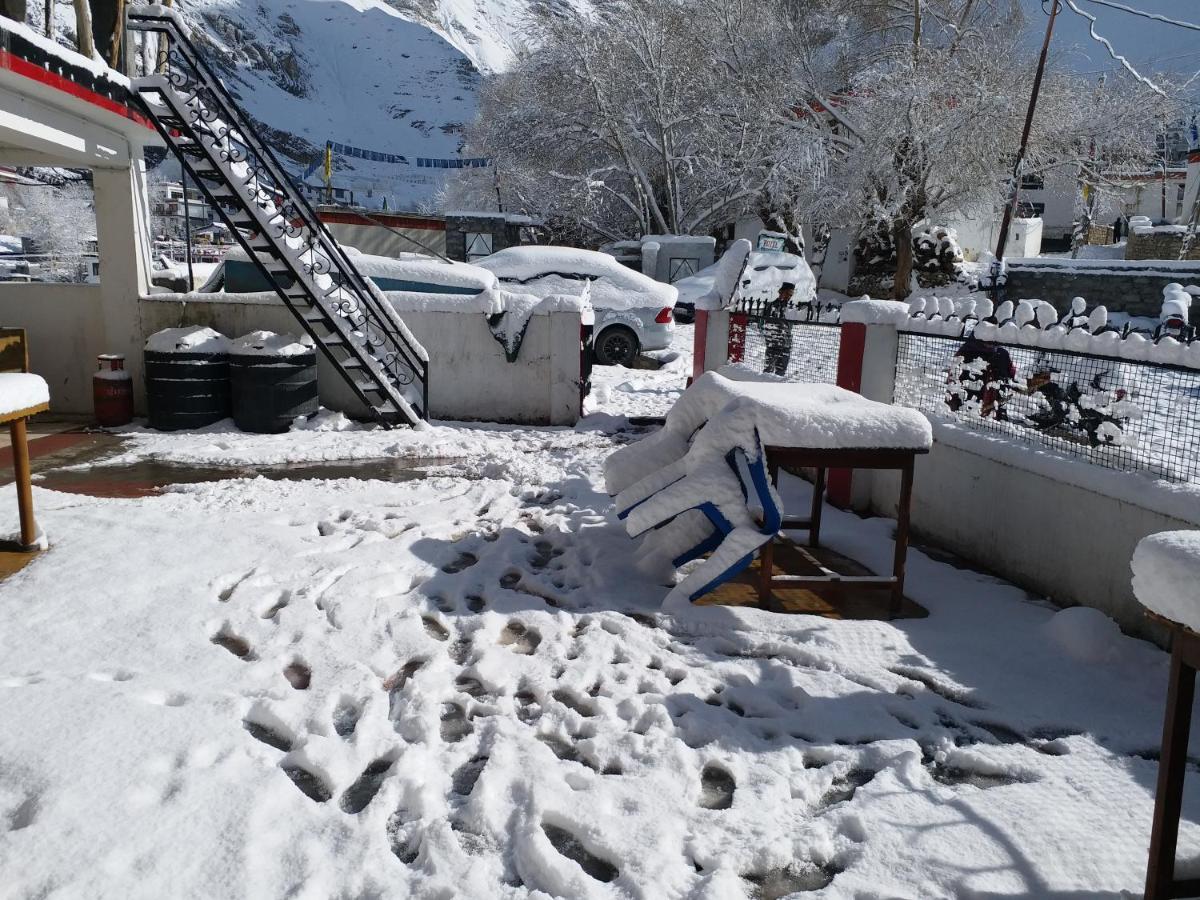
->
[762,282,795,377]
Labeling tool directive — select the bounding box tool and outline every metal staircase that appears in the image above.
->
[126,8,428,426]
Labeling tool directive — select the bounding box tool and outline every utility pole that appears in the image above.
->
[993,0,1060,264]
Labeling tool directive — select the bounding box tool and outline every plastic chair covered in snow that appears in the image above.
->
[622,401,783,604]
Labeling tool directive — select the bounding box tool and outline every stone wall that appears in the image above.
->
[1127,230,1200,262]
[1004,259,1200,317]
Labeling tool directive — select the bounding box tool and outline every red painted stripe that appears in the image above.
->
[827,322,868,507]
[0,48,153,131]
[318,209,446,231]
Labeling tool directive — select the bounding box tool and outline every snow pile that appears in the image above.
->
[477,246,677,311]
[693,240,751,312]
[0,367,1196,897]
[1132,530,1200,631]
[841,297,910,325]
[144,326,231,355]
[0,372,49,414]
[230,331,314,358]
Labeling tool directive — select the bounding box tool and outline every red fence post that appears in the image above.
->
[827,322,867,507]
[691,310,709,386]
[727,313,748,364]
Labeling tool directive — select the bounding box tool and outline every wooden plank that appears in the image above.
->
[0,402,49,425]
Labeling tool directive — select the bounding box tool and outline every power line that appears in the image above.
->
[1062,0,1167,96]
[1079,0,1200,32]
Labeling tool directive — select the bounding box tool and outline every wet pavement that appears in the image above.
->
[31,456,443,499]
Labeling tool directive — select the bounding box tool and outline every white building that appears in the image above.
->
[150,180,213,236]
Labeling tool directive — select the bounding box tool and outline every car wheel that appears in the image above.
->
[594,326,640,366]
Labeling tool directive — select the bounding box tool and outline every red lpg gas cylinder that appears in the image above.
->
[94,353,134,427]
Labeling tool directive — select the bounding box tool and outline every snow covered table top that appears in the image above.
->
[1132,531,1200,632]
[699,374,933,451]
[0,373,49,419]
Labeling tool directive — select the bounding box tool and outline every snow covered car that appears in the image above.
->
[475,246,676,366]
[672,249,817,323]
[198,246,500,301]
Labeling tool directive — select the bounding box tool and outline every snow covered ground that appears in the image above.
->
[2,327,1198,898]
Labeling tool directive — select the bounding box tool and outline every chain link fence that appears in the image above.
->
[726,296,842,384]
[895,330,1200,483]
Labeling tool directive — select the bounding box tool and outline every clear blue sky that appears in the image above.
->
[1029,0,1200,77]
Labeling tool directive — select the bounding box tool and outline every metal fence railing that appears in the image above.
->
[727,295,842,384]
[894,330,1200,484]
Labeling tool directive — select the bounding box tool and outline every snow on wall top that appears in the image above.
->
[145,326,231,355]
[226,245,499,294]
[476,246,678,310]
[0,373,49,415]
[1,16,130,86]
[1132,530,1200,632]
[841,298,910,325]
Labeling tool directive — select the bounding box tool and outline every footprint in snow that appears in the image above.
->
[281,763,332,803]
[442,552,478,575]
[340,757,395,814]
[211,628,255,661]
[440,702,473,743]
[243,718,294,752]
[744,862,840,898]
[7,792,39,831]
[499,621,540,655]
[699,765,735,810]
[451,755,488,796]
[542,823,618,883]
[819,769,877,808]
[465,595,486,614]
[422,616,450,641]
[387,808,420,865]
[283,660,311,690]
[333,697,363,738]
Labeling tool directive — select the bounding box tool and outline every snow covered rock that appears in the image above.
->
[1132,531,1200,632]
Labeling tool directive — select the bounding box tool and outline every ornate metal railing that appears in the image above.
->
[126,8,428,424]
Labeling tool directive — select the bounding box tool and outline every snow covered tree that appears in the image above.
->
[11,180,95,281]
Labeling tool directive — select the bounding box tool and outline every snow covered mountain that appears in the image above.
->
[167,0,475,210]
[379,0,591,74]
[163,0,590,210]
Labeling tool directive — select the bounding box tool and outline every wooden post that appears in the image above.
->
[1145,632,1197,899]
[73,0,95,58]
[891,458,915,616]
[809,467,826,549]
[10,418,36,549]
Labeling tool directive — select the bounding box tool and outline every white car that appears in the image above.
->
[673,249,817,321]
[476,246,677,366]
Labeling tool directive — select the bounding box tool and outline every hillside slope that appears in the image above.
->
[173,0,481,211]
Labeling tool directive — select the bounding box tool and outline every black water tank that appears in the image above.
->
[229,331,319,434]
[144,327,232,431]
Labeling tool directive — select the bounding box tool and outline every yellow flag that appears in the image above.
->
[323,142,332,184]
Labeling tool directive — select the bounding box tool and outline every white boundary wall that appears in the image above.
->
[857,322,1200,640]
[139,293,584,425]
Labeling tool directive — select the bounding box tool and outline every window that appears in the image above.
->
[1016,201,1045,218]
[465,231,493,261]
[669,257,698,281]
[1020,174,1044,191]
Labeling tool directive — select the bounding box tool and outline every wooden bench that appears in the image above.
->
[0,328,50,550]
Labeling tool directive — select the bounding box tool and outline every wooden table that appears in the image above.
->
[0,328,50,550]
[1145,611,1200,900]
[756,446,927,618]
